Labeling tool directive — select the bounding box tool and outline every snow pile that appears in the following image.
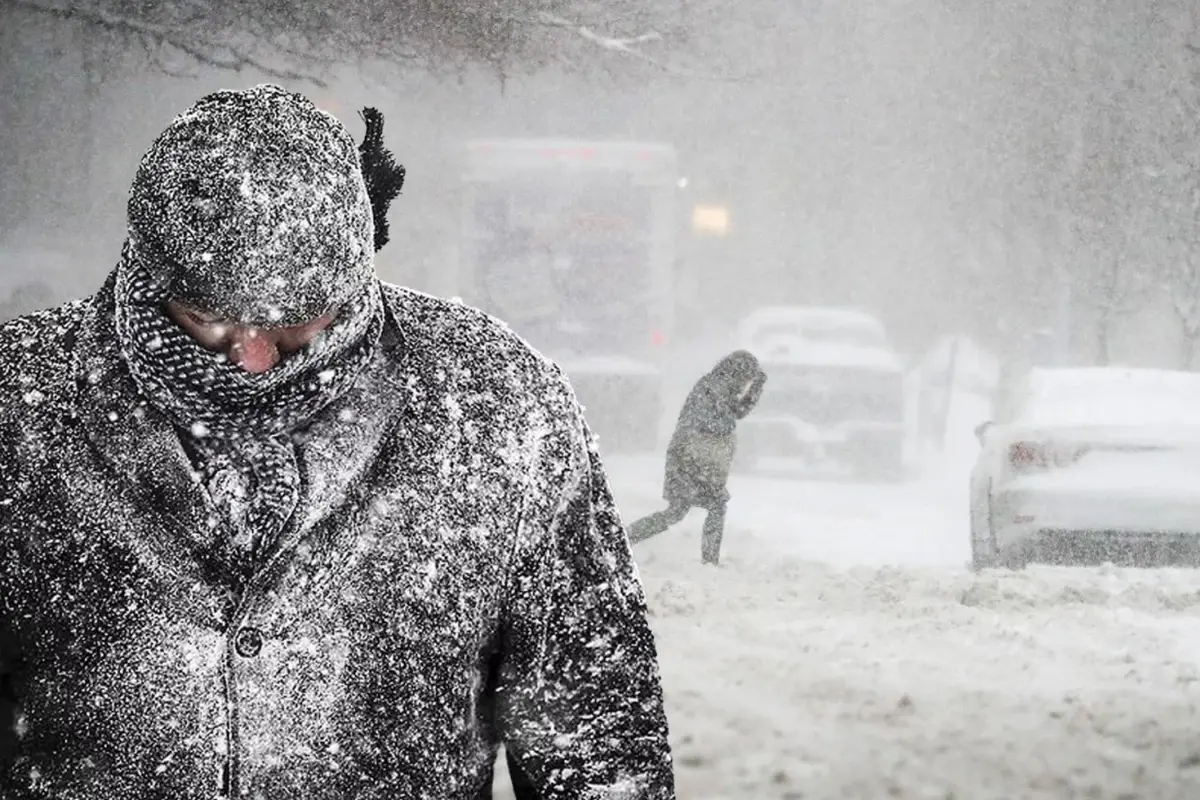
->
[503,457,1200,799]
[639,554,1200,800]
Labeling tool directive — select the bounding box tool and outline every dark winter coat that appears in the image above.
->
[662,351,766,510]
[0,282,674,799]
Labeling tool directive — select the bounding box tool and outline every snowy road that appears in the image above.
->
[493,449,1200,799]
[640,553,1200,799]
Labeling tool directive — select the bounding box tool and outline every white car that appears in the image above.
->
[733,305,907,479]
[969,366,1200,570]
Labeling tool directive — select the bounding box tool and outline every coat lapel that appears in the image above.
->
[71,288,226,592]
[282,335,409,546]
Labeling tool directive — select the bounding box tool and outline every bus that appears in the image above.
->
[459,138,679,453]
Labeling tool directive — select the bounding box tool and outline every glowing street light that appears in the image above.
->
[692,205,730,236]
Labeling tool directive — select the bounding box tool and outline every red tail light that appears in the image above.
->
[1008,442,1045,469]
[649,329,665,346]
[538,146,596,159]
[1008,441,1089,471]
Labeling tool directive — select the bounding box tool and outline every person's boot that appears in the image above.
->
[626,516,660,544]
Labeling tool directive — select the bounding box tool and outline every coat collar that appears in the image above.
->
[72,276,226,588]
[69,277,426,596]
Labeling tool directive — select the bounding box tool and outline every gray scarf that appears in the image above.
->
[114,244,384,572]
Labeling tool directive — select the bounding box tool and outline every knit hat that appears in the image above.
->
[126,83,375,327]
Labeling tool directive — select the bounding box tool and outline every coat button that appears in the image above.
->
[234,626,264,658]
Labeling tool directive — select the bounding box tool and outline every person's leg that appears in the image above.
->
[626,502,690,544]
[700,500,728,565]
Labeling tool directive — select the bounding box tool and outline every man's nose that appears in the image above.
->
[228,327,280,374]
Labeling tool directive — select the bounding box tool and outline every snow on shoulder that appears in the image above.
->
[0,299,88,405]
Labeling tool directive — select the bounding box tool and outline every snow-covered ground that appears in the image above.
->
[493,390,1200,798]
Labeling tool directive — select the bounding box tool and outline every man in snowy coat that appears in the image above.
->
[626,351,766,565]
[0,85,673,799]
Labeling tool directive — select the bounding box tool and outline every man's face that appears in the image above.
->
[166,300,337,374]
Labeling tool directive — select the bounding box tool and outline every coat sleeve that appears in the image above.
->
[685,384,735,436]
[733,372,766,420]
[497,379,675,799]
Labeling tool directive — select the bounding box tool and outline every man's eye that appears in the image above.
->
[187,311,220,325]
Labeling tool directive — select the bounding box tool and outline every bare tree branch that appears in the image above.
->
[8,0,330,85]
[6,0,761,88]
[136,31,199,80]
[537,12,672,68]
[535,10,762,82]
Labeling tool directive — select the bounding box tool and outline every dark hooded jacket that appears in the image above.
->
[0,86,673,800]
[662,351,766,509]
